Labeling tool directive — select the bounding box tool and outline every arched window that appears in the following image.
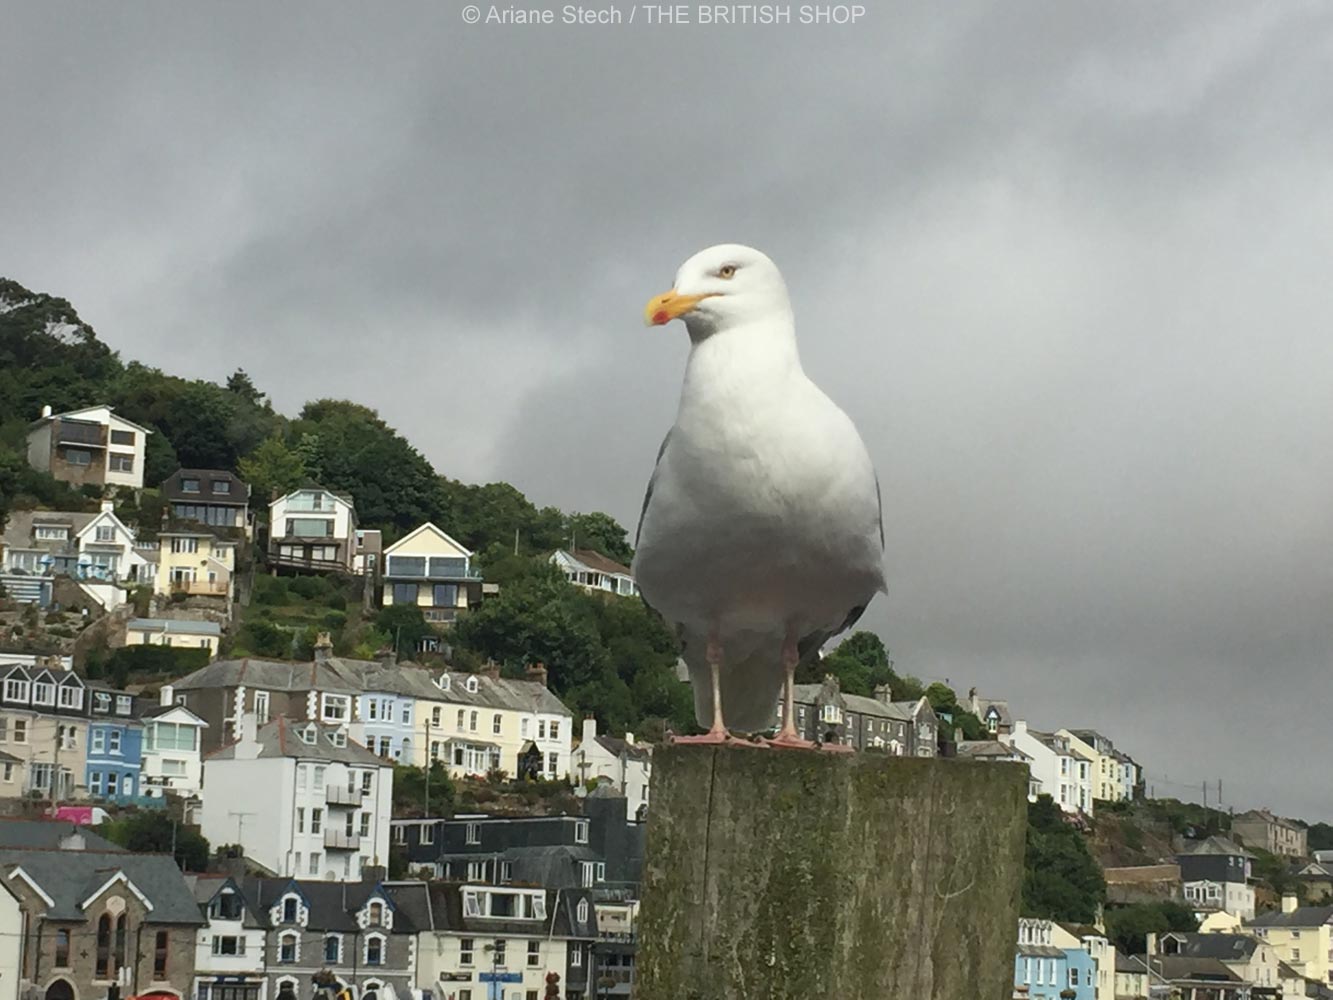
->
[365,934,385,966]
[275,978,299,1000]
[280,932,299,963]
[96,914,111,977]
[362,982,381,1000]
[323,934,340,964]
[576,899,589,924]
[367,901,384,927]
[45,980,75,1000]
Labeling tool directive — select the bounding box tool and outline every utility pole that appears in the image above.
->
[424,717,433,818]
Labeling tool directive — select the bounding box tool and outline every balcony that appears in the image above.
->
[171,580,229,596]
[326,784,364,807]
[424,608,460,624]
[324,829,361,851]
[55,420,107,447]
[268,551,353,575]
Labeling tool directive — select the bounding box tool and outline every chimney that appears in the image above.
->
[873,683,893,705]
[1145,932,1157,957]
[41,404,52,418]
[313,632,334,662]
[625,731,635,746]
[59,828,87,851]
[362,864,387,884]
[233,711,262,759]
[583,716,597,742]
[377,647,397,666]
[159,684,175,707]
[1014,720,1029,736]
[483,661,501,681]
[1283,892,1299,914]
[100,499,114,514]
[525,662,548,687]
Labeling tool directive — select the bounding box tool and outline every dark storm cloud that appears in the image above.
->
[6,1,1333,817]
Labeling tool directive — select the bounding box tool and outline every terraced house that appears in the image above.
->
[0,658,89,800]
[787,675,939,755]
[85,683,144,802]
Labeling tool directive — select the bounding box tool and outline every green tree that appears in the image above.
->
[565,511,634,565]
[1103,902,1199,954]
[392,761,455,817]
[375,604,434,660]
[98,811,210,872]
[1022,795,1107,923]
[226,368,267,405]
[238,434,307,504]
[1308,823,1333,852]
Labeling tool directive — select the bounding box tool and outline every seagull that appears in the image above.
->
[632,244,886,748]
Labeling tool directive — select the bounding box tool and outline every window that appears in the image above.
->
[13,720,27,744]
[32,680,55,705]
[154,930,169,978]
[596,862,606,882]
[493,713,502,735]
[115,694,131,714]
[378,736,391,757]
[460,938,474,965]
[580,862,595,888]
[325,935,341,963]
[361,771,373,794]
[297,808,305,833]
[469,710,478,731]
[466,822,480,845]
[550,721,560,740]
[420,824,435,845]
[60,725,77,750]
[96,913,112,977]
[309,853,320,875]
[282,896,299,923]
[547,753,558,775]
[255,690,270,723]
[538,720,547,739]
[570,945,583,968]
[577,899,589,924]
[322,694,350,722]
[492,940,506,966]
[360,813,371,837]
[393,825,406,845]
[109,730,121,753]
[388,555,426,576]
[92,729,106,754]
[288,517,333,537]
[279,933,298,963]
[433,583,458,607]
[528,940,541,966]
[180,477,199,493]
[392,582,418,605]
[110,453,134,473]
[574,820,589,844]
[501,861,513,882]
[457,709,465,729]
[467,861,486,882]
[96,524,116,541]
[212,935,244,956]
[54,928,70,967]
[521,718,529,738]
[212,479,231,494]
[401,704,411,724]
[58,685,81,709]
[368,901,384,926]
[110,428,136,446]
[63,448,92,466]
[311,809,323,834]
[160,759,187,776]
[465,676,478,694]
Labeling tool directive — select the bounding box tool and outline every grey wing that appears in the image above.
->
[796,603,870,663]
[634,430,671,549]
[875,472,884,550]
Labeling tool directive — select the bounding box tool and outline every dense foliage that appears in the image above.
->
[98,810,211,872]
[1022,795,1107,924]
[1103,902,1199,954]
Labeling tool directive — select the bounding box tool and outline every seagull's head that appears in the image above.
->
[644,244,791,340]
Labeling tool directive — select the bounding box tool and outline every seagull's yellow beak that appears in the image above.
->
[644,289,715,327]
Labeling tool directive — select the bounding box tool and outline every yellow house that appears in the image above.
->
[125,617,221,655]
[1058,729,1129,803]
[381,523,484,626]
[1053,923,1113,1000]
[155,527,237,599]
[1248,896,1333,988]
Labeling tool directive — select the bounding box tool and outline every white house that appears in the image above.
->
[126,618,222,655]
[26,404,151,491]
[0,501,149,589]
[140,688,209,801]
[267,488,359,574]
[188,874,271,1000]
[571,717,651,820]
[0,874,20,1000]
[1003,721,1094,815]
[200,713,393,882]
[550,548,638,597]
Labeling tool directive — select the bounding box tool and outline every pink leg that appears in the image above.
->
[766,626,815,750]
[671,634,732,745]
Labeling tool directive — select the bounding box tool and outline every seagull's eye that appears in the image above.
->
[718,264,737,279]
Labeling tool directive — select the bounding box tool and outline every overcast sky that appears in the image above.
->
[6,2,1333,821]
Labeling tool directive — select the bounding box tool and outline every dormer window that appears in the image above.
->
[282,896,298,923]
[32,680,55,706]
[213,480,231,495]
[181,478,201,494]
[437,674,451,692]
[577,899,589,924]
[330,730,347,748]
[367,901,384,927]
[300,726,317,745]
[465,676,478,694]
[115,695,131,715]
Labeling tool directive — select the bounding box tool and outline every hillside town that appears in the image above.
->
[0,401,1329,1000]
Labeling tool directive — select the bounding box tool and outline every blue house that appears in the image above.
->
[85,684,144,801]
[356,662,444,766]
[1015,918,1097,1000]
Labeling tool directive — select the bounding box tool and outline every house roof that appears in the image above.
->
[1178,835,1253,860]
[970,697,1012,726]
[1162,932,1261,961]
[1249,905,1333,928]
[174,656,366,695]
[592,735,651,762]
[128,618,223,637]
[956,740,1030,760]
[1148,956,1244,983]
[1236,808,1305,831]
[424,882,596,939]
[160,469,250,505]
[0,847,202,924]
[206,717,389,767]
[0,819,121,851]
[556,548,633,578]
[30,406,155,435]
[2,509,99,550]
[791,684,926,723]
[1102,865,1181,885]
[383,522,473,558]
[431,670,574,718]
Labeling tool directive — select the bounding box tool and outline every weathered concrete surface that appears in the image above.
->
[635,746,1028,1000]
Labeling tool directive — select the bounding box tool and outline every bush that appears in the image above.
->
[239,621,292,658]
[289,574,333,600]
[99,645,212,688]
[253,576,289,605]
[322,610,348,630]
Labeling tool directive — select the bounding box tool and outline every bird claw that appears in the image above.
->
[761,733,817,751]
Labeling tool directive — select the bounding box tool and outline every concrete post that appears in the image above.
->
[634,746,1028,1000]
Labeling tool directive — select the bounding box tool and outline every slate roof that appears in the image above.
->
[1149,956,1244,983]
[161,469,250,505]
[971,697,1012,726]
[128,618,223,637]
[2,509,98,549]
[594,735,651,762]
[431,671,573,717]
[0,847,203,924]
[956,740,1030,761]
[560,548,633,577]
[1016,944,1065,958]
[1249,905,1333,927]
[1179,835,1253,859]
[1103,864,1181,884]
[174,657,366,695]
[0,819,121,851]
[1162,932,1260,961]
[791,685,924,722]
[206,717,388,766]
[222,876,418,933]
[425,882,596,939]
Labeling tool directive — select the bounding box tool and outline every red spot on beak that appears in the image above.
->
[652,310,669,325]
